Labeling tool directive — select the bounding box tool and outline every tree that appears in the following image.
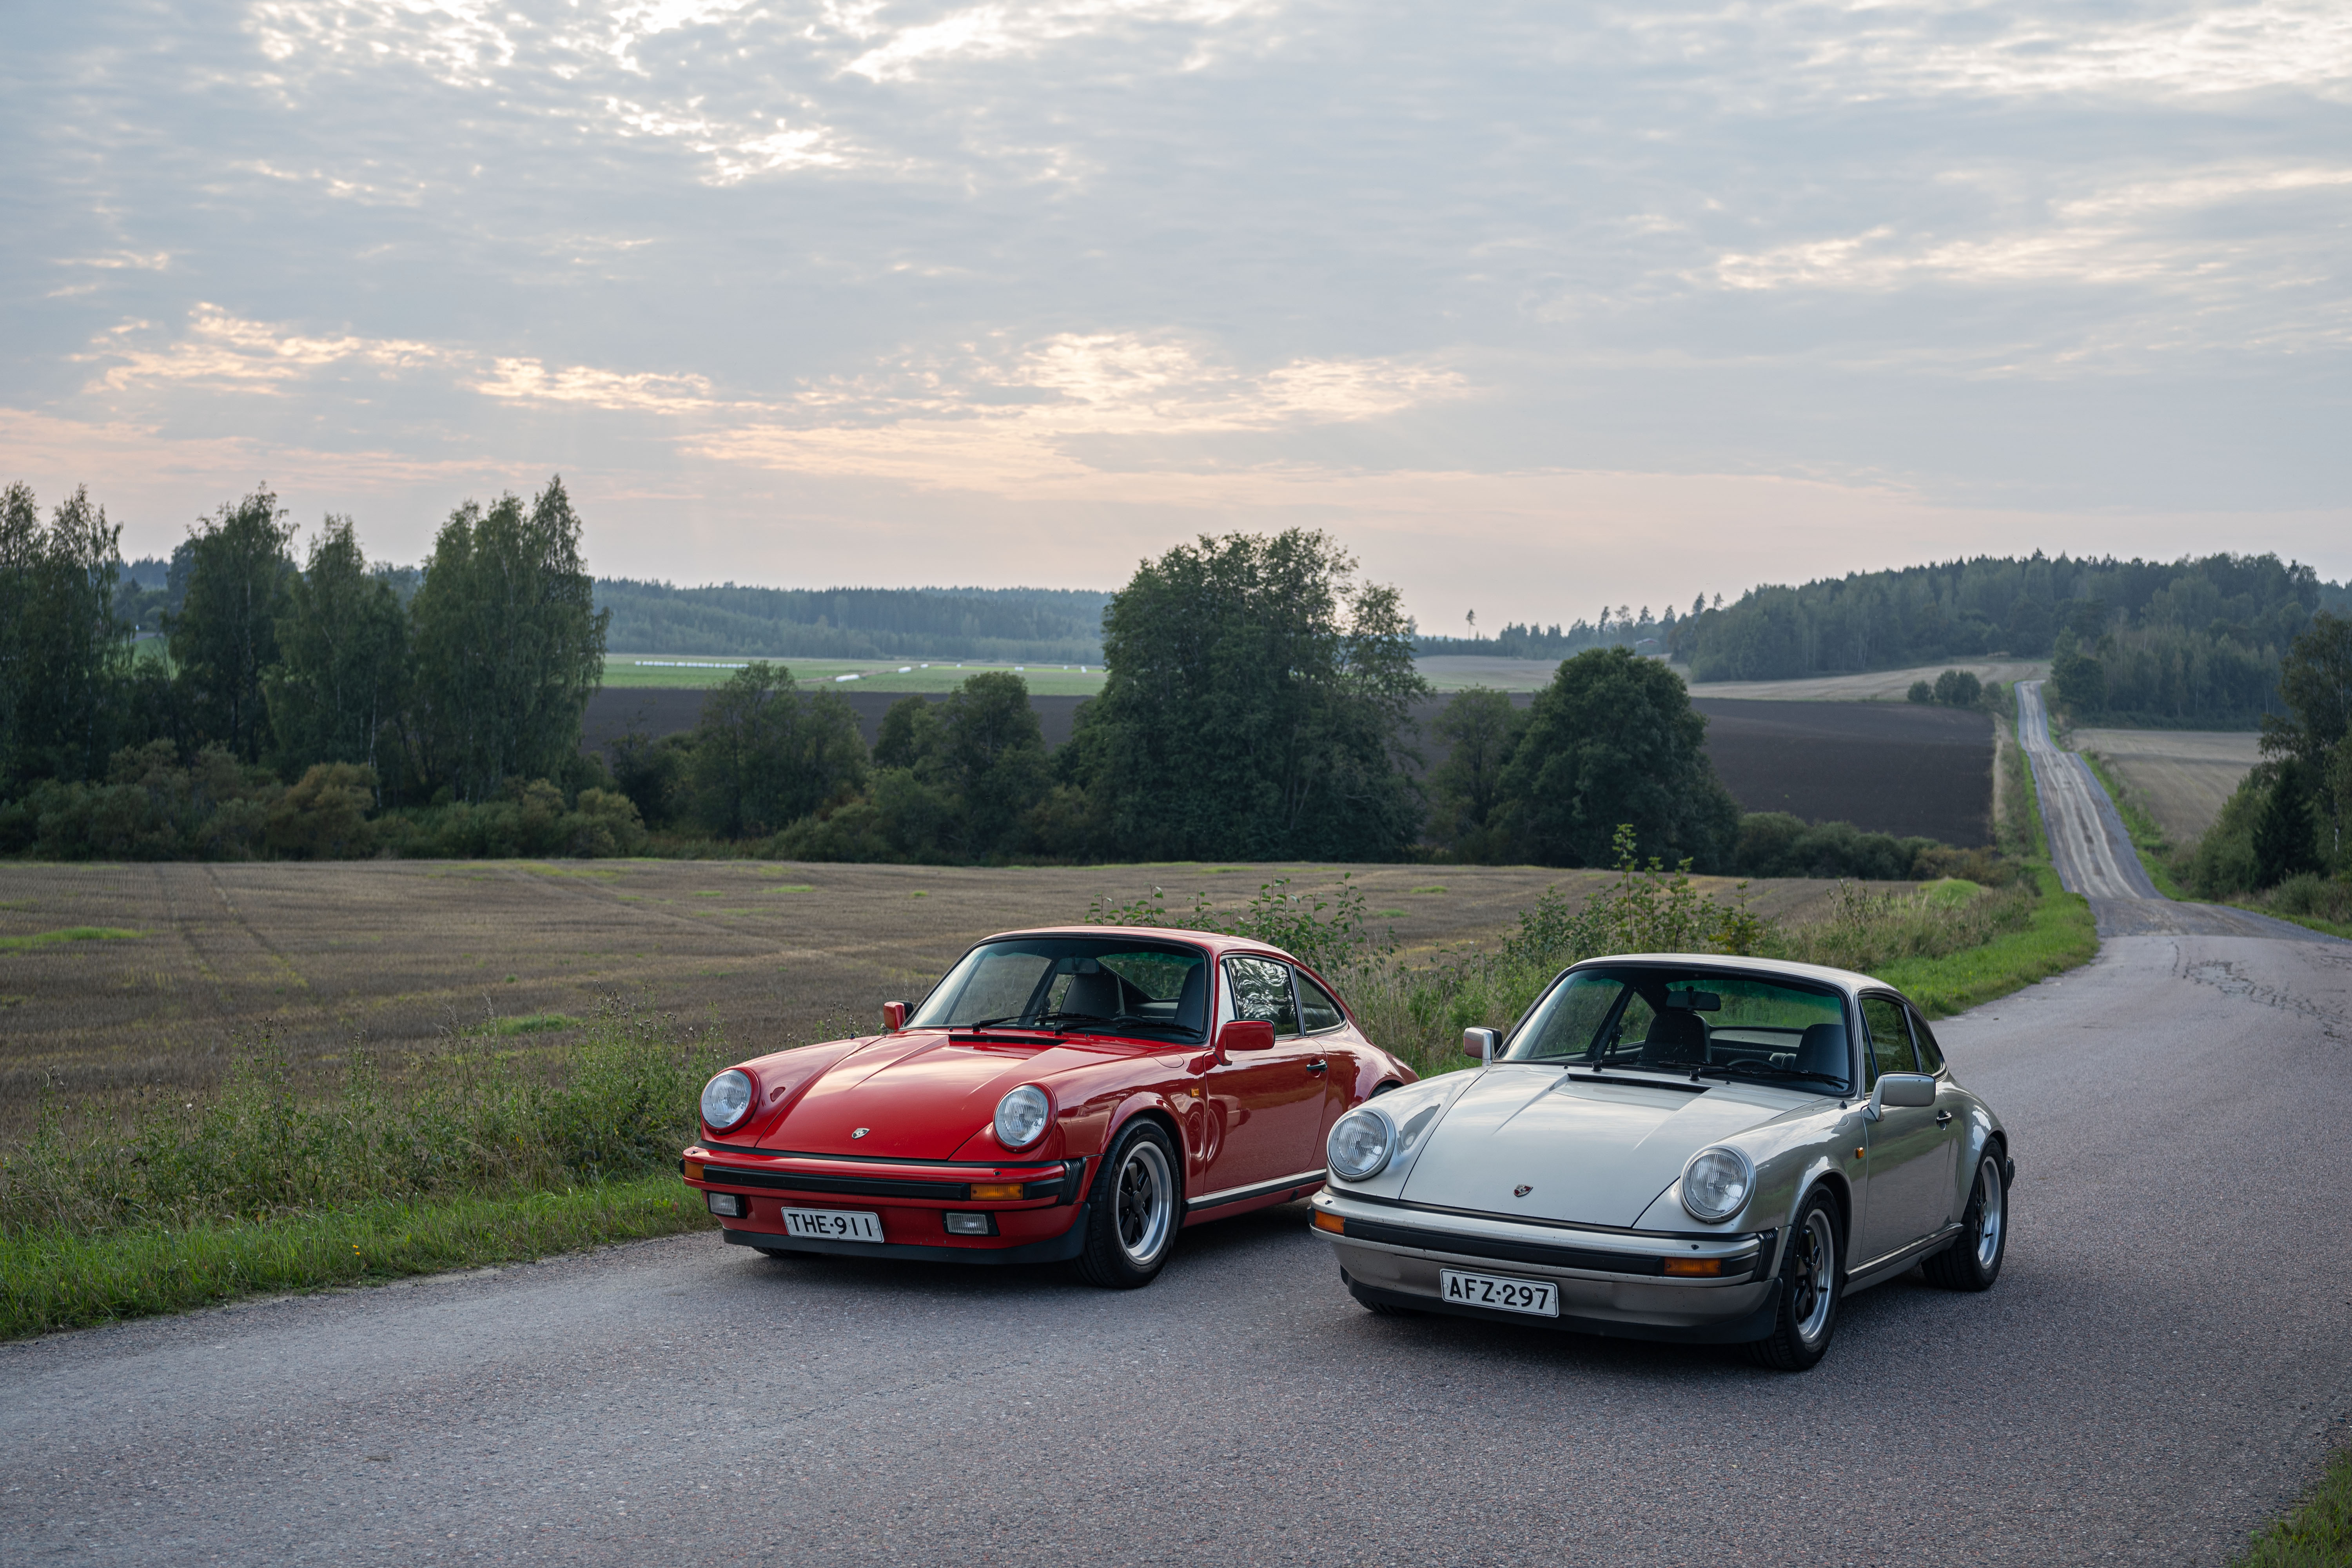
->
[687,662,867,838]
[2266,610,2352,866]
[266,515,407,788]
[0,483,131,790]
[2049,630,2106,716]
[1068,529,1427,860]
[1427,687,1522,859]
[1933,669,1982,707]
[1907,681,1933,704]
[408,477,608,801]
[934,672,1051,857]
[1493,646,1741,870]
[2250,762,2321,887]
[169,487,297,765]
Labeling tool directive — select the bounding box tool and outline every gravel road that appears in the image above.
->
[6,701,2349,1566]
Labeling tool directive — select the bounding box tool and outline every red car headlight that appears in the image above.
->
[701,1069,754,1132]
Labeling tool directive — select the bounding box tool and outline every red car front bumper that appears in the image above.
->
[682,1145,1092,1264]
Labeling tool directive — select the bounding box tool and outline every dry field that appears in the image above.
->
[2070,728,2262,842]
[0,859,1873,1125]
[1684,660,2049,703]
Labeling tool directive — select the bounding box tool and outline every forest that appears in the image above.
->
[1673,553,2350,725]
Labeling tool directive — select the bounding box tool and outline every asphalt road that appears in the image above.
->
[6,705,2350,1566]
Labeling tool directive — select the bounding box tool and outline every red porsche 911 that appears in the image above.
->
[682,927,1417,1287]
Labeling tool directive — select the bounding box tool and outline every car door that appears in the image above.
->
[1855,994,1957,1266]
[1907,1002,1969,1229]
[1291,965,1359,1140]
[1197,956,1328,1199]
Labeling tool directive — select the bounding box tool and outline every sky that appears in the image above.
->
[4,0,2349,632]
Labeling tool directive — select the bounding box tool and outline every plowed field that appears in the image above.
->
[0,860,1871,1125]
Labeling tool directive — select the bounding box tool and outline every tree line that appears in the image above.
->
[5,483,1996,879]
[1675,552,2348,724]
[0,478,619,859]
[596,580,1108,663]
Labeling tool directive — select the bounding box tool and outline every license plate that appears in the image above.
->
[778,1209,884,1242]
[1440,1269,1559,1317]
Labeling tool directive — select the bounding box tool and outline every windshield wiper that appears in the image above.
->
[1690,1060,1847,1089]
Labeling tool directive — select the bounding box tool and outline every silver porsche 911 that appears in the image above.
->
[1309,953,2012,1369]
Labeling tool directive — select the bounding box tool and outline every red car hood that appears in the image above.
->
[755,1029,1109,1160]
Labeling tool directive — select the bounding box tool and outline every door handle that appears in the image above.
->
[1934,1111,1953,1127]
[1306,1059,1328,1074]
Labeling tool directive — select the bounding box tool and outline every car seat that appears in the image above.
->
[1793,1022,1849,1085]
[1639,1008,1709,1067]
[1172,963,1207,1034]
[1060,966,1124,1019]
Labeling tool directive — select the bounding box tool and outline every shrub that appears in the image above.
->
[1908,681,1933,704]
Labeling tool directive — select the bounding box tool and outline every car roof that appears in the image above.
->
[976,925,1288,960]
[1564,951,1895,999]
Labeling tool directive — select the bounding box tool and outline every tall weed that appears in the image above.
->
[0,997,723,1242]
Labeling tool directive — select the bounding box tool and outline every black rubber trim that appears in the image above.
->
[1341,1272,1779,1344]
[722,1207,1089,1267]
[1340,1216,1764,1278]
[697,1165,972,1200]
[1187,1170,1328,1212]
[1056,1159,1087,1206]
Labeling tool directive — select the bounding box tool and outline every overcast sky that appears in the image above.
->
[5,0,2348,630]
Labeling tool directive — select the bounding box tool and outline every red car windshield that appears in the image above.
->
[911,937,1210,1042]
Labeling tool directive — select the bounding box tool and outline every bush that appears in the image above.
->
[1731,812,1941,881]
[1933,669,1982,707]
[1908,681,1933,704]
[266,763,377,859]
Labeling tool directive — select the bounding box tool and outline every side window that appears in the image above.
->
[1860,996,1918,1082]
[1907,1006,1945,1073]
[1295,969,1345,1033]
[1224,956,1300,1038]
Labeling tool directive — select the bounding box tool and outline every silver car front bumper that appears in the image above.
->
[1312,1191,1781,1343]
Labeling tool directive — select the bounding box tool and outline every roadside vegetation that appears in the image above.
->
[2061,611,2351,935]
[0,1000,725,1339]
[1095,823,2093,1082]
[2234,1448,2352,1568]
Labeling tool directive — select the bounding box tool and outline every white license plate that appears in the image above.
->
[779,1209,884,1242]
[1441,1269,1559,1317]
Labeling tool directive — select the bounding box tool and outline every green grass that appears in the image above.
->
[2235,1448,2352,1567]
[0,1176,714,1340]
[601,653,1107,695]
[2077,750,2188,898]
[1871,865,2099,1018]
[0,926,143,952]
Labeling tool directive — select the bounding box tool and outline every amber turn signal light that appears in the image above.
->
[969,1183,1026,1200]
[682,1159,704,1181]
[1661,1256,1726,1277]
[1311,1210,1345,1235]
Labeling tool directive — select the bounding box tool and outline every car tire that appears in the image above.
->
[1922,1150,2007,1292]
[1748,1190,1842,1372]
[1077,1120,1182,1289]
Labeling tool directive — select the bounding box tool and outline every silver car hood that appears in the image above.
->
[1400,1066,1800,1228]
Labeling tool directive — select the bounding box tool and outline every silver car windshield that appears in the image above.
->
[910,937,1210,1042]
[1504,967,1853,1094]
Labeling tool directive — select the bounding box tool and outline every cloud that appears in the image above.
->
[838,0,1271,82]
[87,306,456,394]
[470,358,720,412]
[692,333,1466,487]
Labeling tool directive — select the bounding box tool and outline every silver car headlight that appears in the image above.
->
[1327,1106,1396,1182]
[701,1069,754,1132]
[994,1085,1051,1149]
[1679,1146,1755,1222]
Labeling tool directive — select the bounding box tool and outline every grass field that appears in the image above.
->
[2071,728,2261,844]
[603,653,1108,696]
[0,859,1882,1129]
[1684,660,2049,703]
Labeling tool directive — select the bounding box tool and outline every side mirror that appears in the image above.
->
[1462,1027,1498,1064]
[1865,1072,1936,1119]
[882,1001,909,1033]
[1216,1019,1277,1057]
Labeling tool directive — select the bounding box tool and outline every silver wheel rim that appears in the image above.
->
[1791,1208,1836,1343]
[1975,1156,2005,1270]
[1114,1141,1174,1266]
